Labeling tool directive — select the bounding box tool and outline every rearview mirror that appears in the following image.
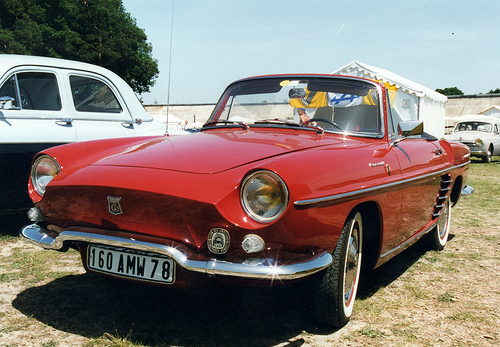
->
[289,88,306,99]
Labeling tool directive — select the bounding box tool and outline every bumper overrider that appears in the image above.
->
[20,223,332,281]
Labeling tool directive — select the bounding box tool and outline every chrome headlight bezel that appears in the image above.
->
[31,155,61,196]
[240,170,289,223]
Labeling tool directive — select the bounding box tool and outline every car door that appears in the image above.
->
[0,69,77,213]
[0,69,77,146]
[391,137,448,244]
[64,73,163,141]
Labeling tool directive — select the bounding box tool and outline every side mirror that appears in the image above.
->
[391,121,425,147]
[0,96,15,109]
[398,121,423,137]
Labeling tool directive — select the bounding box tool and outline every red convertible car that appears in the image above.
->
[21,74,470,328]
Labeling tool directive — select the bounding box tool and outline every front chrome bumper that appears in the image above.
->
[20,223,332,281]
[462,143,486,156]
[469,149,487,156]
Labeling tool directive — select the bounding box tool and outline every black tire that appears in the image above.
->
[427,199,451,251]
[313,210,363,328]
[482,146,493,163]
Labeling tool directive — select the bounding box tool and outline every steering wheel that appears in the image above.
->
[311,118,341,130]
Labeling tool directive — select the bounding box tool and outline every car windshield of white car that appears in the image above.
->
[207,77,382,136]
[455,121,492,133]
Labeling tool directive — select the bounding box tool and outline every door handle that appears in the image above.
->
[121,121,134,128]
[56,118,73,126]
[433,148,443,156]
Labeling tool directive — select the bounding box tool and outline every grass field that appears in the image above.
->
[0,161,499,346]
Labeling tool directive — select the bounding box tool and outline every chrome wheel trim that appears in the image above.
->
[343,212,362,315]
[436,200,451,246]
[483,147,492,162]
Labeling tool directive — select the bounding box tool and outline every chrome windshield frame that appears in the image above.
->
[207,75,386,139]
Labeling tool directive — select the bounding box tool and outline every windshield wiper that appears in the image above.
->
[202,119,249,130]
[254,118,302,126]
[254,118,324,134]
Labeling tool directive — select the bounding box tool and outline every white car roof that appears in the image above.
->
[454,115,500,124]
[0,54,151,120]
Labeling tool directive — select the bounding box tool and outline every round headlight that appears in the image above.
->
[31,155,60,196]
[475,138,483,145]
[241,170,289,223]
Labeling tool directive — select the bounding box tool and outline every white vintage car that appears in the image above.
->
[0,55,181,230]
[446,115,500,162]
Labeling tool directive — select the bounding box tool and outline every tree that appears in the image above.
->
[435,87,464,96]
[0,0,158,94]
[487,88,500,94]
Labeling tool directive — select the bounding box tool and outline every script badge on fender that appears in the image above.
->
[107,196,123,215]
[207,228,230,254]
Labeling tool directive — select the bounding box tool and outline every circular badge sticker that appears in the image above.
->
[207,228,230,254]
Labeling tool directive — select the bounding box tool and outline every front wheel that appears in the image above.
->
[313,211,363,328]
[482,146,493,163]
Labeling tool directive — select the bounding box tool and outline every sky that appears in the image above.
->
[121,0,500,105]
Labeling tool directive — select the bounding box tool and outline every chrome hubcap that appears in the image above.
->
[437,202,449,240]
[344,221,360,305]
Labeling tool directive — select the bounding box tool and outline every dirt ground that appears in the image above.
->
[0,162,499,346]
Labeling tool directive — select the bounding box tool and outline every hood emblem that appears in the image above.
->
[207,228,230,254]
[107,196,123,215]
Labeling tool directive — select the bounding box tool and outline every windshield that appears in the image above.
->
[455,121,492,133]
[208,77,383,136]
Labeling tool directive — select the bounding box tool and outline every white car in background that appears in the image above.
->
[446,115,500,163]
[0,54,180,230]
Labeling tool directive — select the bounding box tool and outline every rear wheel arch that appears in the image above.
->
[450,176,463,207]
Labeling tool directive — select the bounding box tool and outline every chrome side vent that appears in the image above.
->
[432,174,453,219]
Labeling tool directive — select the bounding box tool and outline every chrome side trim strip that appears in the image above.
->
[294,162,469,210]
[379,220,437,260]
[20,223,332,281]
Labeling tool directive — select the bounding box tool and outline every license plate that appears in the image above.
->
[87,245,175,284]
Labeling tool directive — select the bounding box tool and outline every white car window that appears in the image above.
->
[0,75,19,108]
[0,72,61,111]
[70,75,122,113]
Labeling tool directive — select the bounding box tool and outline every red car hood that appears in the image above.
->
[92,128,338,174]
